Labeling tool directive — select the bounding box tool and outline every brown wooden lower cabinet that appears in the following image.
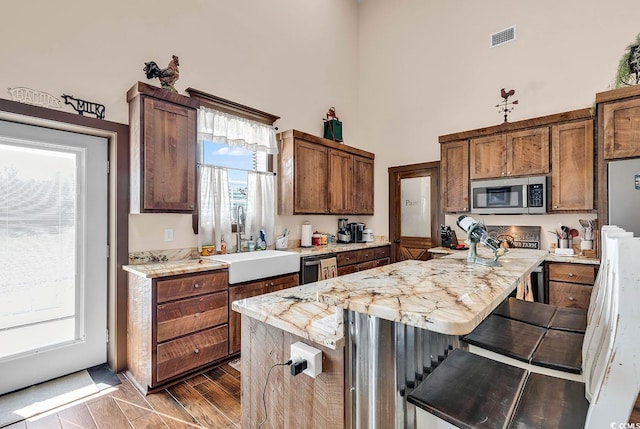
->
[228,273,299,354]
[126,269,229,394]
[546,262,597,310]
[241,315,344,428]
[337,245,390,276]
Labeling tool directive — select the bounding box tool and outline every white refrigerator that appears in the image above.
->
[608,158,640,235]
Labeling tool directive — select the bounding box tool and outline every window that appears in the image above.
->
[199,141,270,224]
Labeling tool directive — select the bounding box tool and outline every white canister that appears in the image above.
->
[301,222,313,247]
[363,228,374,242]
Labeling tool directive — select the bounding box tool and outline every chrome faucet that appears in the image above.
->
[236,205,246,252]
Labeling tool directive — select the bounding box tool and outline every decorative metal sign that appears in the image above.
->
[7,87,62,109]
[61,94,105,120]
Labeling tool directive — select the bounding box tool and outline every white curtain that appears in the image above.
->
[197,107,278,154]
[198,166,232,252]
[246,172,276,247]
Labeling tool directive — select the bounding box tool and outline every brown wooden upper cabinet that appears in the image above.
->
[602,96,640,159]
[277,129,375,215]
[550,120,594,211]
[440,108,594,214]
[440,140,470,213]
[470,127,550,179]
[128,82,199,213]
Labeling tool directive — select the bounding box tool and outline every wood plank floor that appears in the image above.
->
[3,364,241,429]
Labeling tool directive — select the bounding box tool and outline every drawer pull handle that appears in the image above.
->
[568,273,574,277]
[568,296,575,301]
[194,348,200,354]
[194,283,200,288]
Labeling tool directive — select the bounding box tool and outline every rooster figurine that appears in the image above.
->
[143,55,180,92]
[496,87,518,123]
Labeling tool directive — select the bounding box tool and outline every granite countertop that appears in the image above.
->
[123,259,228,278]
[288,240,390,257]
[232,282,344,349]
[429,246,599,265]
[317,249,547,336]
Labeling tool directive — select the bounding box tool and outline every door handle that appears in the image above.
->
[394,239,400,244]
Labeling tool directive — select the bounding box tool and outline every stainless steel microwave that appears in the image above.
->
[470,176,546,214]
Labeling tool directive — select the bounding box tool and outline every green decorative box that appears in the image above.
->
[323,119,343,142]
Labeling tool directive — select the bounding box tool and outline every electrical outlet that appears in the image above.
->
[290,341,322,378]
[164,228,174,242]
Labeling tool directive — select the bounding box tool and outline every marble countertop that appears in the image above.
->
[317,249,548,336]
[429,246,599,265]
[234,247,547,346]
[123,259,228,278]
[232,282,344,349]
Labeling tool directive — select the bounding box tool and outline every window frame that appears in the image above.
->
[187,87,279,233]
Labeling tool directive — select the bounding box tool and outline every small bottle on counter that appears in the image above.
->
[248,236,256,251]
[219,238,226,254]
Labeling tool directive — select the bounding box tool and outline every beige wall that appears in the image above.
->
[358,0,639,248]
[1,0,361,252]
[3,1,639,252]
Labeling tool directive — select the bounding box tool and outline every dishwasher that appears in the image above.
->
[299,253,337,284]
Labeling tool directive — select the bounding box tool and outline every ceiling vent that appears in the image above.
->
[490,26,516,48]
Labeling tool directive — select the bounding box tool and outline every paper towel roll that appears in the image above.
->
[301,223,313,247]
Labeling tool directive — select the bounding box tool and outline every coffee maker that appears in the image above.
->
[337,218,351,243]
[348,222,366,243]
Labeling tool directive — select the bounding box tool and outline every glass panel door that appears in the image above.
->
[401,176,431,238]
[0,120,107,395]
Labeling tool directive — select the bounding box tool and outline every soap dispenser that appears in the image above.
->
[248,236,256,251]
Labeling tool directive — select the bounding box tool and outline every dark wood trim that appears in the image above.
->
[0,97,129,372]
[185,87,280,125]
[439,108,593,143]
[278,129,375,159]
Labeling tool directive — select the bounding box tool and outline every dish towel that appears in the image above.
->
[319,257,338,280]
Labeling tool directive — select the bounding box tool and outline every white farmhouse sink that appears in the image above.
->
[203,250,300,284]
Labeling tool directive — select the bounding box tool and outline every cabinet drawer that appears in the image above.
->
[374,246,390,260]
[337,251,359,267]
[548,263,595,285]
[157,271,228,303]
[156,291,228,342]
[156,325,228,383]
[357,249,376,263]
[261,273,299,293]
[357,260,378,271]
[549,282,592,309]
[337,265,358,276]
[375,257,390,268]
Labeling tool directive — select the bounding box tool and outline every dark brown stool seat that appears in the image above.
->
[493,297,587,333]
[407,349,526,429]
[493,297,556,327]
[531,329,583,373]
[408,349,590,429]
[549,306,587,333]
[462,314,583,374]
[462,315,546,362]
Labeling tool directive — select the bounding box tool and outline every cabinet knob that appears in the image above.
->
[194,312,200,317]
[568,296,575,301]
[364,254,369,258]
[194,348,200,354]
[568,272,574,277]
[270,282,274,286]
[194,283,200,289]
[554,205,558,209]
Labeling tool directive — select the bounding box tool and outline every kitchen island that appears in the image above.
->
[232,248,547,428]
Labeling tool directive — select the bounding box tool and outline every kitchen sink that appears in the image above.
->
[203,250,300,284]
